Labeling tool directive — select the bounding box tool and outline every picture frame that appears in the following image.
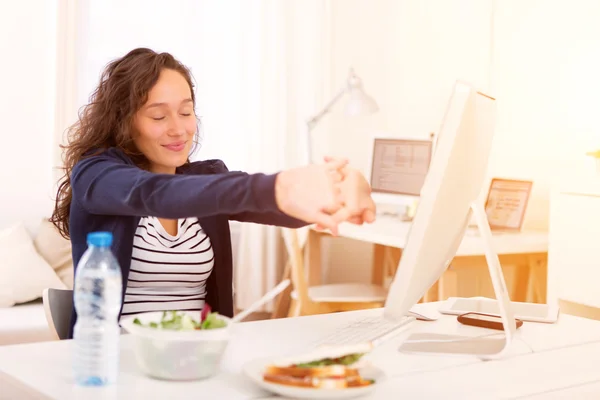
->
[484,178,533,231]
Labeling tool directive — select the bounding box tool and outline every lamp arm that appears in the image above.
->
[306,85,348,131]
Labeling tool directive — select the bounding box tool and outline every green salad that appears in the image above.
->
[133,310,227,330]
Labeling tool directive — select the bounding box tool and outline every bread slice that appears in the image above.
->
[264,374,349,389]
[263,373,374,389]
[264,364,359,378]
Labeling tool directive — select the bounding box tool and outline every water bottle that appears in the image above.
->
[73,232,123,386]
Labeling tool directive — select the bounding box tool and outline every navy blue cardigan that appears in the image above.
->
[67,148,305,338]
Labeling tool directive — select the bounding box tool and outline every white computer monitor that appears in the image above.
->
[368,135,433,215]
[383,81,517,360]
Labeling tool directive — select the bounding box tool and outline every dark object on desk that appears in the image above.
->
[457,312,523,331]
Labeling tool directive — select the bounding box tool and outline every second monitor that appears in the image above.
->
[368,136,433,216]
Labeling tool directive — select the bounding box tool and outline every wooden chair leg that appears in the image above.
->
[372,244,386,285]
[288,298,301,317]
[271,260,292,319]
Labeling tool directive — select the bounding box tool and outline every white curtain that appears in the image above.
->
[70,0,247,170]
[54,0,84,183]
[233,1,332,311]
[55,0,331,311]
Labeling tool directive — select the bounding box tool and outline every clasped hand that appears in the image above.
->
[275,157,376,235]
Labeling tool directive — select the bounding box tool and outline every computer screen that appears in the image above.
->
[385,83,498,319]
[384,82,517,359]
[369,138,432,197]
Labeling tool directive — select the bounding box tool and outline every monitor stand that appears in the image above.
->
[398,202,518,361]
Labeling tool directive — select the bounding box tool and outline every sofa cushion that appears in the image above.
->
[0,223,66,308]
[33,219,74,289]
[0,299,52,345]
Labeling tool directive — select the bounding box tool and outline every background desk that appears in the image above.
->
[3,303,600,399]
[306,215,548,303]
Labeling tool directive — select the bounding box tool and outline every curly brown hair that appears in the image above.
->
[50,48,199,239]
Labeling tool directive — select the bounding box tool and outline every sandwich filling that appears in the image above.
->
[262,344,375,389]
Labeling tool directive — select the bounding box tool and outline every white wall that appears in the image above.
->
[323,0,600,283]
[323,0,492,282]
[0,1,57,232]
[490,0,600,229]
[326,0,492,171]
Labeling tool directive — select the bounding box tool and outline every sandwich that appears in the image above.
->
[262,343,375,389]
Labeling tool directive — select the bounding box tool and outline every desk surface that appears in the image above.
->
[2,303,600,399]
[318,215,548,256]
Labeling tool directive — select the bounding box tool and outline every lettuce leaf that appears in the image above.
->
[295,353,364,368]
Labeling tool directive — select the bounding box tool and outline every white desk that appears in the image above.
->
[334,215,548,256]
[2,303,600,399]
[306,215,548,303]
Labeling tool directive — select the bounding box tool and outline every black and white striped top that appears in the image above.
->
[121,216,214,317]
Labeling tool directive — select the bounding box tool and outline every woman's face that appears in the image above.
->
[133,68,197,174]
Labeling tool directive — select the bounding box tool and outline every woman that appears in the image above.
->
[51,48,375,338]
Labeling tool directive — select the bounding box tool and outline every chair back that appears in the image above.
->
[42,288,73,340]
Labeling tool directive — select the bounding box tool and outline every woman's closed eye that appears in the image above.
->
[151,113,192,121]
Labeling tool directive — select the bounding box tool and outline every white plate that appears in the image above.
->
[243,357,385,399]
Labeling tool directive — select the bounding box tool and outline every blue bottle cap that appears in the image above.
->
[87,232,113,247]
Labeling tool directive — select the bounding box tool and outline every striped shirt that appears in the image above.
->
[120,216,214,317]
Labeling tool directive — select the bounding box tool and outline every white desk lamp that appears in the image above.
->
[305,68,379,163]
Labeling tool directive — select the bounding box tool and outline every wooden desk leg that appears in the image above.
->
[437,267,458,301]
[422,280,439,303]
[512,255,531,303]
[529,254,548,303]
[372,244,386,286]
[307,230,322,286]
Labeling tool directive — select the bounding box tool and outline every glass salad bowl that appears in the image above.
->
[120,310,231,381]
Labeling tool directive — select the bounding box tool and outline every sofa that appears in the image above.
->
[0,219,73,345]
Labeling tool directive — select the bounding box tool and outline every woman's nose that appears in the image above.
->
[167,116,186,136]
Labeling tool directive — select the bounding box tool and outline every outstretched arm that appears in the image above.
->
[71,150,282,219]
[72,149,356,234]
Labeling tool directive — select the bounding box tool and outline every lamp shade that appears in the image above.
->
[343,69,379,116]
[304,67,379,164]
